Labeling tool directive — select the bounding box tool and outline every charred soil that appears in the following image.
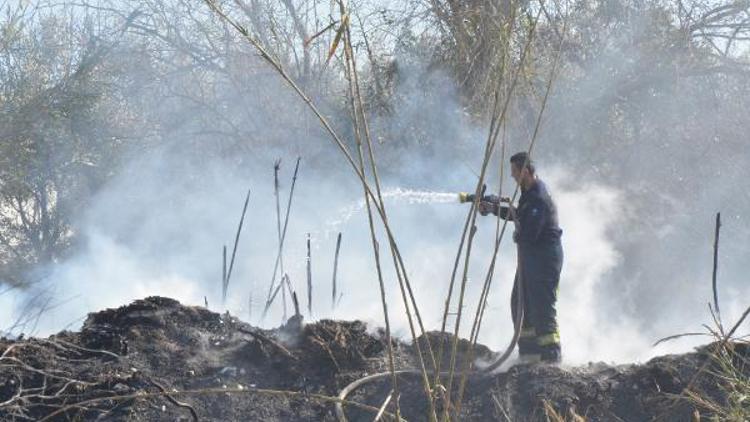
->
[0,297,746,421]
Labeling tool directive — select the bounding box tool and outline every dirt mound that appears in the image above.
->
[0,296,746,421]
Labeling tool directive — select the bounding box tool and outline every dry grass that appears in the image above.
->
[542,399,586,422]
[659,303,750,421]
[682,339,750,421]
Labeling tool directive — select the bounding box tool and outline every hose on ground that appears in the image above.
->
[335,266,525,421]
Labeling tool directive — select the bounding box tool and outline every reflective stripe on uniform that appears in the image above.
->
[520,327,536,338]
[518,354,541,364]
[537,332,560,346]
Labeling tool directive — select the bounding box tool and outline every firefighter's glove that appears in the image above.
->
[506,204,517,221]
[478,200,498,216]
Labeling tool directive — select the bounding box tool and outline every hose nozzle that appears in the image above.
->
[459,184,486,203]
[458,190,511,205]
[458,192,473,203]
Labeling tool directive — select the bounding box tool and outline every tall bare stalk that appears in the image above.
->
[340,2,439,376]
[222,245,227,304]
[440,11,542,420]
[433,0,517,387]
[712,212,722,326]
[202,3,434,309]
[225,189,251,305]
[337,3,405,417]
[204,6,437,376]
[306,232,312,316]
[274,159,288,320]
[201,1,445,417]
[261,157,300,321]
[433,202,475,386]
[454,17,570,417]
[331,232,342,310]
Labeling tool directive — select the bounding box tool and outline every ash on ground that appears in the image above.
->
[0,297,746,421]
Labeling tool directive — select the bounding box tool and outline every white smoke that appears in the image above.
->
[0,144,736,365]
[1,32,747,367]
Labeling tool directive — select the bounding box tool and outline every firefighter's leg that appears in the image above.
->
[511,272,539,362]
[532,245,563,363]
[534,289,561,363]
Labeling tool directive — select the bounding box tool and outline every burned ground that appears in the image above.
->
[0,296,746,421]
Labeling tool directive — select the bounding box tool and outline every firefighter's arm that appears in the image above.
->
[515,199,547,243]
[497,204,514,220]
[478,195,515,218]
[492,195,515,220]
[478,199,497,216]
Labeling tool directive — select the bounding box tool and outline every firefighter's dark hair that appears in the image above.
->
[510,152,535,174]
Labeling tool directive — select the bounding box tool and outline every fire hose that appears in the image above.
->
[335,210,526,421]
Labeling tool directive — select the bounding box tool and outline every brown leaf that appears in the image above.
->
[324,14,349,68]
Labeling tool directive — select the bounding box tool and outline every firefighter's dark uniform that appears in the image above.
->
[498,179,563,362]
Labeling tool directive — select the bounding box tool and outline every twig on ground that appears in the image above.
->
[491,393,511,422]
[653,332,712,347]
[37,385,395,422]
[147,377,198,422]
[237,327,297,360]
[373,390,393,422]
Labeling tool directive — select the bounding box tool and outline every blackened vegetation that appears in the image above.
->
[0,297,746,421]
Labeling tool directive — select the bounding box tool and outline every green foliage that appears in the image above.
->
[0,11,137,283]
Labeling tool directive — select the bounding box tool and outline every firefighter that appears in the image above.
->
[478,152,564,363]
